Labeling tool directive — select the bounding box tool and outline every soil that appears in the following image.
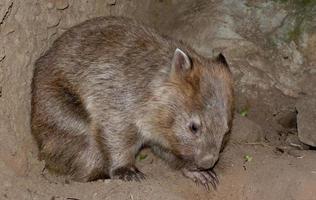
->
[1,115,316,200]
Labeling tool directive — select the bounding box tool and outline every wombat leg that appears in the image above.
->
[151,145,184,169]
[182,168,219,190]
[32,85,106,182]
[105,124,145,181]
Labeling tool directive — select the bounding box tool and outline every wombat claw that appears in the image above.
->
[111,166,146,182]
[182,169,219,190]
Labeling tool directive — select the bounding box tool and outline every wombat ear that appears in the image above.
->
[171,48,192,73]
[216,53,229,68]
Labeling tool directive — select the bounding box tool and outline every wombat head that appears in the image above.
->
[142,48,234,170]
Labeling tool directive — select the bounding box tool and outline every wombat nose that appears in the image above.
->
[197,154,218,169]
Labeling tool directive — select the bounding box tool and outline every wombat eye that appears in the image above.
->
[189,122,200,134]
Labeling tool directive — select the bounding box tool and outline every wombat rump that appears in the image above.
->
[31,16,234,188]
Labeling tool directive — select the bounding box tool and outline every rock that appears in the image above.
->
[230,115,264,143]
[304,33,316,64]
[296,97,316,147]
[299,71,316,97]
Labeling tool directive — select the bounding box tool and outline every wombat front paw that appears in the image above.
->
[111,166,146,182]
[182,168,219,190]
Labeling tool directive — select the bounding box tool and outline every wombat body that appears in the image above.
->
[31,16,234,187]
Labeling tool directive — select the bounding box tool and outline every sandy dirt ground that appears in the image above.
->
[1,115,316,200]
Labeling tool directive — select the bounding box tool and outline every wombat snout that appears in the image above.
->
[196,154,219,169]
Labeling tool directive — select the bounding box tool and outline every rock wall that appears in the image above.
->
[0,0,315,178]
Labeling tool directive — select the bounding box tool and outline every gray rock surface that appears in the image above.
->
[297,73,316,147]
[296,97,316,147]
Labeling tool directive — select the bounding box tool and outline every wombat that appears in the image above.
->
[31,16,234,188]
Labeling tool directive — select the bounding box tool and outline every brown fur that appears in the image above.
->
[31,16,234,186]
